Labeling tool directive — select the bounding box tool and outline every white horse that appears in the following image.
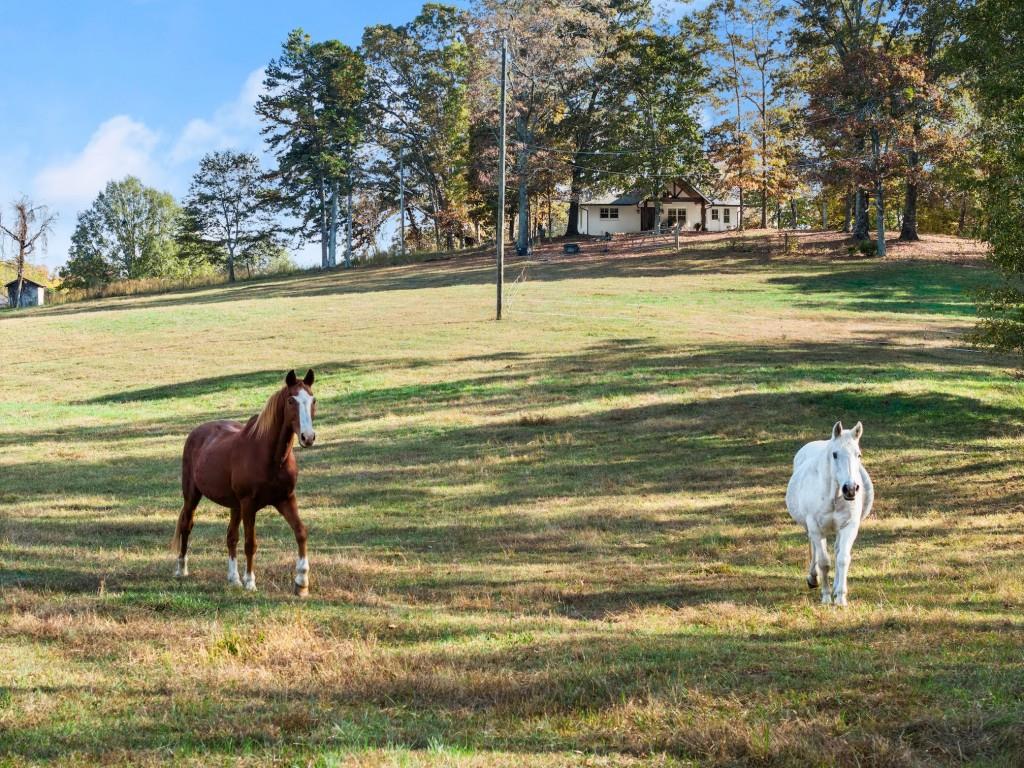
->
[786,421,874,605]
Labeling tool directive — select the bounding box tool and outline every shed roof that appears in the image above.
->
[5,277,46,290]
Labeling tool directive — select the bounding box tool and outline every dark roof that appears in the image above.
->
[581,178,743,207]
[580,192,644,206]
[5,277,46,290]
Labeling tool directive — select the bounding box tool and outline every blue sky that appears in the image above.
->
[0,1,434,270]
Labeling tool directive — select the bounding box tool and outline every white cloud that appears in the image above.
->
[170,68,265,164]
[26,68,285,270]
[34,116,161,205]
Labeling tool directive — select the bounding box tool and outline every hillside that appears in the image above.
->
[1,230,1021,767]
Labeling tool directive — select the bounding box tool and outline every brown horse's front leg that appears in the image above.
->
[226,506,242,587]
[274,494,309,597]
[241,499,258,591]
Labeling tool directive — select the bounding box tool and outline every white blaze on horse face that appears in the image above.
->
[293,389,316,447]
[830,430,863,501]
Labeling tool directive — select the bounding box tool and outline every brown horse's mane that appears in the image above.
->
[249,386,290,440]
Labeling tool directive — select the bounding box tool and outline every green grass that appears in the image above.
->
[1,233,1022,767]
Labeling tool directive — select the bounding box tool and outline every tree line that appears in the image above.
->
[1,0,1018,347]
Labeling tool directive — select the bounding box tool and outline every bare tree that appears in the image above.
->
[0,198,56,308]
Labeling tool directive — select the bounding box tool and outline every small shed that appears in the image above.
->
[5,277,46,308]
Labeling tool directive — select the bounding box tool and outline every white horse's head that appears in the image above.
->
[829,421,864,501]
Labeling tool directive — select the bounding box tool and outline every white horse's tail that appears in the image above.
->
[860,466,875,519]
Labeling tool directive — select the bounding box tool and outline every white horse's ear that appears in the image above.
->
[832,421,843,439]
[852,421,863,440]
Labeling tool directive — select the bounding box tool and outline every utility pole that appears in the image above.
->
[399,150,406,258]
[345,166,353,268]
[496,36,507,321]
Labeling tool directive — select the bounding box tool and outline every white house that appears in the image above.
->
[577,179,742,236]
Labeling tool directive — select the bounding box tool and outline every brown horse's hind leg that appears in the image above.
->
[173,483,202,578]
[274,494,309,597]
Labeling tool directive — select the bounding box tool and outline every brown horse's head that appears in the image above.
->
[284,369,317,447]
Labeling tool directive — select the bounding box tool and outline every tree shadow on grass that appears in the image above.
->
[767,262,998,317]
[4,338,1021,617]
[11,236,992,323]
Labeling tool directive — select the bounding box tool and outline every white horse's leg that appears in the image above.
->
[805,538,818,589]
[832,524,860,606]
[807,526,831,604]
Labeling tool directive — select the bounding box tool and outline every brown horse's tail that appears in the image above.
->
[172,438,200,555]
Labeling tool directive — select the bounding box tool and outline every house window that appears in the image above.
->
[723,208,731,224]
[711,209,719,221]
[599,207,619,220]
[665,208,687,227]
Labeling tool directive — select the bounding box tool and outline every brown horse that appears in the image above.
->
[171,369,317,596]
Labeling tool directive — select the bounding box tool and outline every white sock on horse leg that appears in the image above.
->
[295,557,309,587]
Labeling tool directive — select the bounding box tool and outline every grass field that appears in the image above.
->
[1,231,1022,767]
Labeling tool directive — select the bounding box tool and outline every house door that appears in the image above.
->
[640,206,655,231]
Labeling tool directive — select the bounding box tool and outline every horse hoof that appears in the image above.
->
[293,582,309,598]
[228,577,243,588]
[820,595,832,606]
[806,575,818,589]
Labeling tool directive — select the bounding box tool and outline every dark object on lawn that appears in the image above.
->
[603,232,612,241]
[563,243,581,255]
[516,243,532,256]
[694,222,702,231]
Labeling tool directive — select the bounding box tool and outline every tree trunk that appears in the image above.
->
[731,43,745,232]
[345,170,353,268]
[854,189,870,241]
[566,167,583,237]
[319,178,330,269]
[407,207,422,250]
[899,124,921,240]
[790,199,797,228]
[654,187,662,235]
[871,127,886,258]
[760,67,768,229]
[516,116,529,253]
[957,193,968,236]
[226,247,236,283]
[329,179,339,267]
[319,177,329,269]
[843,191,853,232]
[899,178,920,241]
